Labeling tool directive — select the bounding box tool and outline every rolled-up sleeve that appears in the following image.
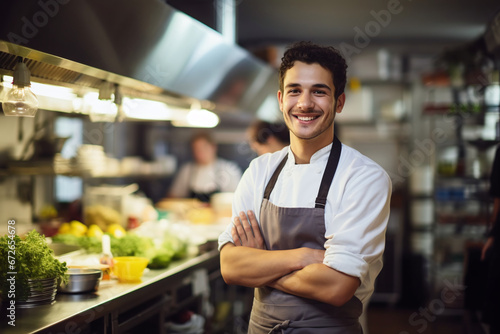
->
[218,159,262,251]
[323,165,392,285]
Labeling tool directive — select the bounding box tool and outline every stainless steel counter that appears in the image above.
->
[1,249,220,334]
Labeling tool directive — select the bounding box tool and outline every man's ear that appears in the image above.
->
[335,93,346,114]
[277,90,283,112]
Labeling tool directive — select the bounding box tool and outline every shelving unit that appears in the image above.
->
[410,77,498,311]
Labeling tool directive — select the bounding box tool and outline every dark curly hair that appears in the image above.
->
[249,120,290,145]
[279,41,347,100]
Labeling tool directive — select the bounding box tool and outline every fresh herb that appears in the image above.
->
[0,230,68,301]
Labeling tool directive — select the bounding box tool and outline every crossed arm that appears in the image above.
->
[219,210,360,307]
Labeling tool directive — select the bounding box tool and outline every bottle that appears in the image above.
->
[100,234,114,280]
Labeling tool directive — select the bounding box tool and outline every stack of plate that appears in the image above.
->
[76,145,107,176]
[16,277,58,308]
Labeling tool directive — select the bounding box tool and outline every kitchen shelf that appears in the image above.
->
[1,161,173,179]
[409,78,496,311]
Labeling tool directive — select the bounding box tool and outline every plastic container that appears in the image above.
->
[113,257,149,283]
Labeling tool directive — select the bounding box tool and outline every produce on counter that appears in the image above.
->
[52,234,103,254]
[52,229,188,270]
[58,220,123,240]
[0,230,68,301]
[86,224,104,240]
[58,220,88,237]
[106,224,126,238]
[84,205,122,232]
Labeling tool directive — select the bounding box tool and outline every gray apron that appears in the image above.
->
[248,136,363,334]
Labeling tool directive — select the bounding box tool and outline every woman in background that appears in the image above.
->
[168,132,242,203]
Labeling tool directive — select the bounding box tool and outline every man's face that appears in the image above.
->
[278,61,344,144]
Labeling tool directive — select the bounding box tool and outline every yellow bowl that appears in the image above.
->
[113,257,149,283]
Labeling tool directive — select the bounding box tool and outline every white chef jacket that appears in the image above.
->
[218,142,392,305]
[169,158,242,198]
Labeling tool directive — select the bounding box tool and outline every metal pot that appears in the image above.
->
[58,268,102,294]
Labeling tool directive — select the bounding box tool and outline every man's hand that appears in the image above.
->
[231,210,266,249]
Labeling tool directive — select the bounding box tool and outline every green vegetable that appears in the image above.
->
[52,230,189,271]
[0,230,68,301]
[52,234,102,254]
[110,234,156,259]
[148,253,173,269]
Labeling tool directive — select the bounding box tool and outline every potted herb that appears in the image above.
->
[0,230,68,304]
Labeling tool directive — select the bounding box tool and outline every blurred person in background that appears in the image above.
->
[168,131,242,203]
[481,144,500,334]
[247,120,290,156]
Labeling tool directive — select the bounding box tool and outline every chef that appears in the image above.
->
[218,41,392,333]
[168,131,242,203]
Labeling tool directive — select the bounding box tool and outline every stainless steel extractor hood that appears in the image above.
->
[0,0,277,116]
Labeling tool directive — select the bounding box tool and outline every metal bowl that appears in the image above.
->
[58,268,102,294]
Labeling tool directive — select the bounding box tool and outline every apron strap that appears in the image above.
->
[269,320,290,334]
[263,154,288,200]
[268,317,359,333]
[315,136,342,209]
[264,136,342,205]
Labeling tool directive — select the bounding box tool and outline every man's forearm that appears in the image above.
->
[268,263,360,307]
[220,243,301,287]
[220,243,324,288]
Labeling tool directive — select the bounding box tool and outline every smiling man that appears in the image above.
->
[218,41,392,333]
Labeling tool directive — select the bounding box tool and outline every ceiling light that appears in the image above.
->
[122,97,171,120]
[172,102,219,128]
[88,81,118,122]
[2,58,38,117]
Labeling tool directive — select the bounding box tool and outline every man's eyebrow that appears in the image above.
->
[312,83,332,91]
[284,83,331,91]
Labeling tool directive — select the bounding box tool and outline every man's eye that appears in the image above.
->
[313,90,326,95]
[288,89,300,94]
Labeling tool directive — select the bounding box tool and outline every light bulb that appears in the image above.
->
[2,61,38,117]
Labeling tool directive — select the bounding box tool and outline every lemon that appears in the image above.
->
[40,205,58,220]
[69,220,88,237]
[86,224,104,239]
[58,222,71,235]
[107,224,126,238]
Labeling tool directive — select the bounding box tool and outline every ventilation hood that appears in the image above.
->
[0,0,278,118]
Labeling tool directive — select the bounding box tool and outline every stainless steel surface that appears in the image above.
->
[15,278,58,309]
[0,250,219,334]
[0,0,277,114]
[58,268,102,294]
[48,243,82,257]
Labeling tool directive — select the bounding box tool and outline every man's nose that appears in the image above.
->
[297,93,314,110]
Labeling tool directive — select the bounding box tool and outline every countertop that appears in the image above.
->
[1,249,220,333]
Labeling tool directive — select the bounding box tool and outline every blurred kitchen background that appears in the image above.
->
[0,0,500,333]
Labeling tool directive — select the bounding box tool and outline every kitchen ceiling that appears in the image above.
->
[172,0,500,55]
